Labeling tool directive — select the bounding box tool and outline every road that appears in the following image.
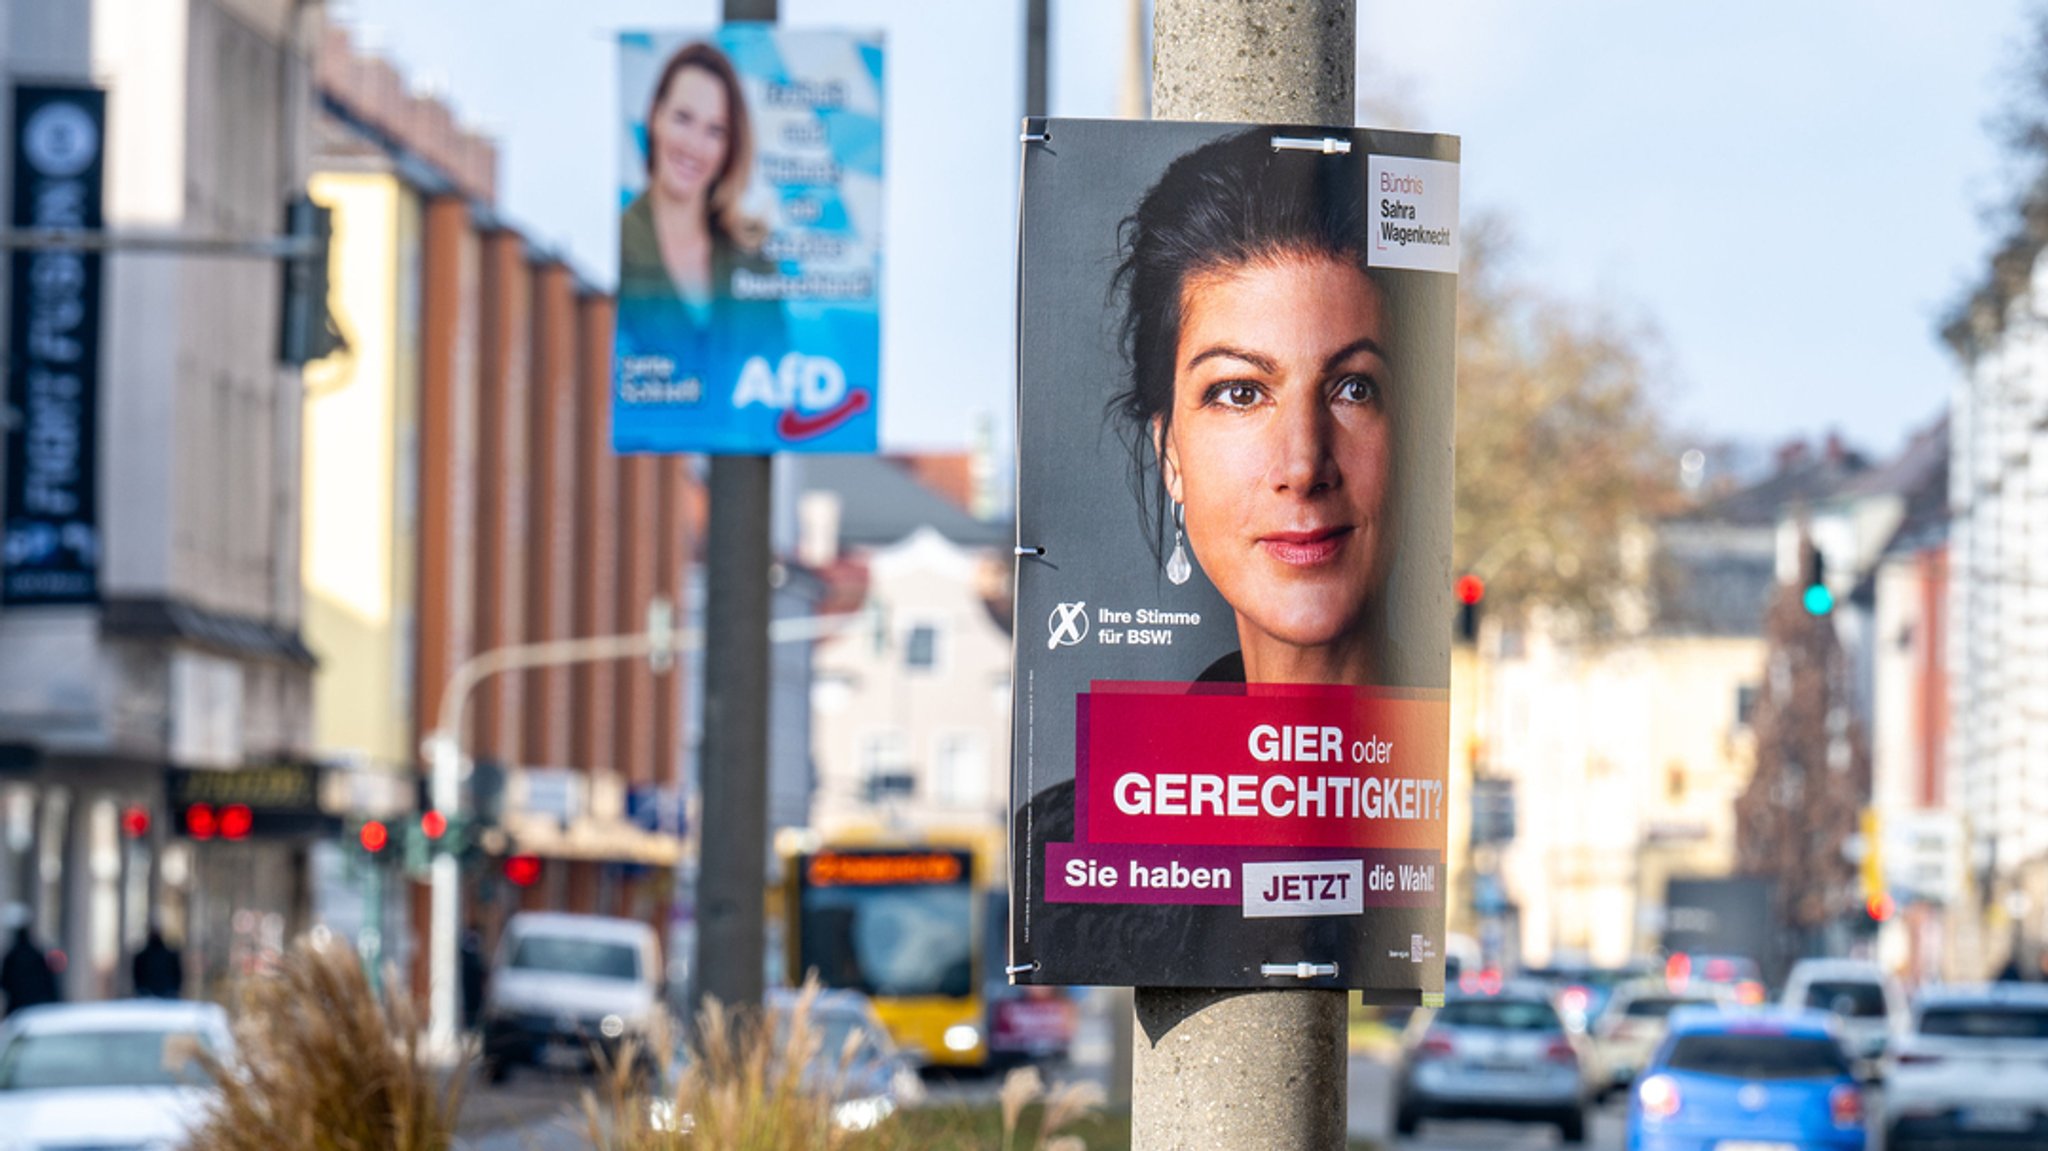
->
[457,1049,1632,1150]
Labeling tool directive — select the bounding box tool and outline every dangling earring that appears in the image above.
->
[1166,502,1192,585]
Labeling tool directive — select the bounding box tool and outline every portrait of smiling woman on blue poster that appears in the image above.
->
[613,27,883,455]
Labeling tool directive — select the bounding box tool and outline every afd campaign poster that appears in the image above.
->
[613,27,882,455]
[1011,120,1459,997]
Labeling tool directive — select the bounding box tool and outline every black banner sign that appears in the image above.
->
[168,763,337,841]
[3,84,105,606]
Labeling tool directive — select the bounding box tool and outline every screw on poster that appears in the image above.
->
[612,26,883,455]
[1010,120,1457,999]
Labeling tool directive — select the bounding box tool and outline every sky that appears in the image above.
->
[335,0,2033,459]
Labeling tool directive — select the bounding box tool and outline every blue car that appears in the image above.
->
[1627,1008,1866,1151]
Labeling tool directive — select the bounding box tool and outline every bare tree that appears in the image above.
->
[1453,218,1676,628]
[1736,546,1871,961]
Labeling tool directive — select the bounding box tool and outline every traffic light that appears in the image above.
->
[1801,547,1832,616]
[278,194,345,365]
[358,820,390,854]
[503,854,542,888]
[185,803,217,840]
[219,804,253,841]
[420,810,448,841]
[1455,574,1484,643]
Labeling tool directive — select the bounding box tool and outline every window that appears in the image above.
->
[860,731,913,801]
[1663,1033,1848,1080]
[1919,1006,2048,1039]
[904,623,942,672]
[1736,684,1759,727]
[933,732,989,807]
[1802,981,1887,1019]
[509,936,640,981]
[1434,999,1561,1032]
[0,1030,215,1090]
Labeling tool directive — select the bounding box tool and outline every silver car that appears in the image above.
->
[1394,989,1591,1143]
[1883,983,2048,1149]
[0,999,234,1149]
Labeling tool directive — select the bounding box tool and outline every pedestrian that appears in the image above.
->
[0,927,60,1015]
[460,927,486,1030]
[130,926,183,998]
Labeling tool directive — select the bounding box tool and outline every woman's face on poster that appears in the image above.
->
[1161,253,1394,656]
[651,66,731,203]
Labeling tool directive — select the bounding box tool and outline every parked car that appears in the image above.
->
[1883,983,2048,1150]
[654,987,923,1134]
[1592,978,1730,1099]
[1779,957,1904,1076]
[1395,985,1592,1143]
[0,999,234,1149]
[1627,1008,1865,1151]
[481,911,667,1082]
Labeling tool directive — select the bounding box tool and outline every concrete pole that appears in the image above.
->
[1025,0,1049,118]
[691,0,778,1024]
[1134,4,1355,1148]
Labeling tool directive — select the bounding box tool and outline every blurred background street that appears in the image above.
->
[2,0,2048,1148]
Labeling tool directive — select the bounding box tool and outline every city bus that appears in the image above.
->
[786,842,987,1068]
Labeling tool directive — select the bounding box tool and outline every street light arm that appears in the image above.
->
[423,609,867,775]
[425,628,693,767]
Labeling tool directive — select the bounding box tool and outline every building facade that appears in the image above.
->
[797,456,1011,839]
[1947,234,2048,973]
[304,26,697,998]
[0,0,323,998]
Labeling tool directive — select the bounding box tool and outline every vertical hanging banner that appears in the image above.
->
[3,84,106,607]
[1011,120,1458,999]
[613,26,884,455]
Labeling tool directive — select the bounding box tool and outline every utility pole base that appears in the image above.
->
[1131,988,1348,1149]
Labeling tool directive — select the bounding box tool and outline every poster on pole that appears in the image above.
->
[613,26,883,455]
[3,84,106,607]
[1010,119,1458,998]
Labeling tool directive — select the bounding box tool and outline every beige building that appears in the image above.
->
[1486,630,1761,966]
[809,526,1013,834]
[795,455,1011,838]
[1469,461,1869,968]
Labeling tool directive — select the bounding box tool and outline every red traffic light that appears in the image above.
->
[120,806,150,840]
[185,803,217,840]
[358,820,389,854]
[504,854,542,888]
[220,804,253,841]
[1867,893,1896,923]
[1456,574,1486,606]
[421,810,448,840]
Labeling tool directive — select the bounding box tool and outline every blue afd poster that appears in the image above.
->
[614,26,883,455]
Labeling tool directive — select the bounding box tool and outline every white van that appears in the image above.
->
[1779,957,1904,1077]
[480,912,666,1081]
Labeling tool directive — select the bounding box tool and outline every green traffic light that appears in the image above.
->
[1803,583,1834,616]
